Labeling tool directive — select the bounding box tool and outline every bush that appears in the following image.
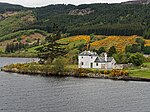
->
[129,53,144,66]
[52,57,67,74]
[110,70,129,77]
[74,68,92,76]
[144,57,150,62]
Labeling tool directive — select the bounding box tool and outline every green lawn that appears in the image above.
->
[129,62,150,78]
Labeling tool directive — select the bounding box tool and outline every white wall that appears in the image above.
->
[78,55,97,68]
[78,56,116,69]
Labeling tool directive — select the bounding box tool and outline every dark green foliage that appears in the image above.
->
[97,47,106,55]
[5,42,27,53]
[0,3,26,13]
[78,44,86,51]
[31,3,150,36]
[17,37,22,42]
[113,53,130,64]
[143,28,150,39]
[38,25,67,62]
[52,56,66,74]
[131,44,142,53]
[108,46,117,57]
[136,38,145,50]
[90,34,96,42]
[125,44,142,53]
[143,46,150,54]
[114,52,144,66]
[125,45,132,53]
[38,36,66,62]
[129,53,144,66]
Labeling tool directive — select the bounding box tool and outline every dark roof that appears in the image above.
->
[94,57,114,63]
[79,51,98,56]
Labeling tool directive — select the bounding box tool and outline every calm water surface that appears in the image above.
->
[0,57,150,112]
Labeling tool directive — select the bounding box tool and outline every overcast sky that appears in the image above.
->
[0,0,127,7]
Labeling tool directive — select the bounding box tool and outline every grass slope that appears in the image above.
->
[129,62,150,78]
[0,11,35,37]
[0,29,48,52]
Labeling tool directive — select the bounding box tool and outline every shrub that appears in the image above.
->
[52,57,67,74]
[129,53,144,66]
[144,57,150,62]
[74,68,92,76]
[110,70,129,77]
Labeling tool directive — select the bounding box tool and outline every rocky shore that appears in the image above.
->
[2,67,150,82]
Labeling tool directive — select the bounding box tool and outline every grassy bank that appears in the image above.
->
[2,62,150,81]
[128,62,150,78]
[1,62,128,77]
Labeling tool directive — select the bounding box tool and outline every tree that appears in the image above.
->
[38,35,66,63]
[5,43,10,53]
[78,44,86,52]
[14,43,19,51]
[37,38,40,45]
[143,46,150,54]
[129,53,144,66]
[38,24,67,63]
[108,46,117,57]
[136,38,145,51]
[97,47,106,55]
[90,33,96,42]
[131,44,142,53]
[52,56,67,74]
[113,53,130,64]
[125,44,142,53]
[125,45,132,53]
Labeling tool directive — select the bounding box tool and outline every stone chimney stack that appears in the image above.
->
[104,53,107,62]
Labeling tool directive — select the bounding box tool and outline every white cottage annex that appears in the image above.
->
[78,51,116,69]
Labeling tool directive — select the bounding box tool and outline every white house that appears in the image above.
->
[78,51,116,69]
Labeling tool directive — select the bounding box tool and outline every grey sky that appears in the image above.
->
[0,0,127,7]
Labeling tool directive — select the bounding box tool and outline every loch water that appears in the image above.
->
[0,57,150,112]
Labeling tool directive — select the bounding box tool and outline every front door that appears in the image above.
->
[101,64,106,69]
[90,63,93,68]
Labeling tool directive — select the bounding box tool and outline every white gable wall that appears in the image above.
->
[78,55,97,68]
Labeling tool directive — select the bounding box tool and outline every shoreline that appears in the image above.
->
[0,53,38,58]
[2,67,150,82]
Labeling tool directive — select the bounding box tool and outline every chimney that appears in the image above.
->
[104,53,107,62]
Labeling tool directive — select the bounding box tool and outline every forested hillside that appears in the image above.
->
[32,3,150,37]
[0,3,26,13]
[0,2,150,39]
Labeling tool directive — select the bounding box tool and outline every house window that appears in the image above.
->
[96,63,98,66]
[81,62,84,65]
[82,57,83,58]
[91,56,93,59]
[90,63,93,68]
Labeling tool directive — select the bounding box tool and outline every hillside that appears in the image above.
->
[122,0,150,4]
[33,3,150,36]
[0,2,149,39]
[0,11,36,37]
[0,2,149,57]
[0,29,47,51]
[0,3,26,13]
[52,35,150,61]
